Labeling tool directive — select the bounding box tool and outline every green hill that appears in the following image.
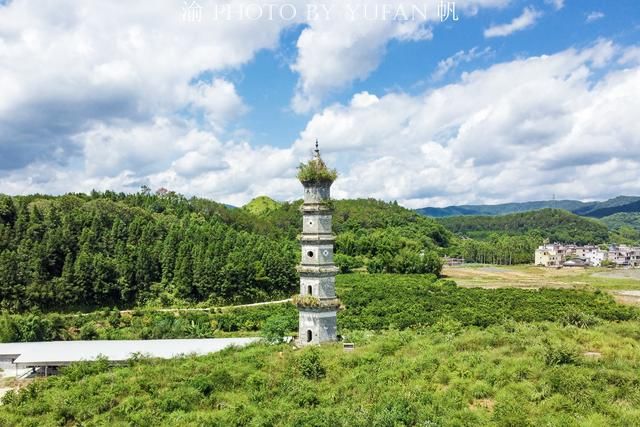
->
[252,198,452,274]
[242,196,282,216]
[0,193,453,313]
[437,209,610,245]
[601,212,640,232]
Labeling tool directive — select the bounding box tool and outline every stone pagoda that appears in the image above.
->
[295,140,340,346]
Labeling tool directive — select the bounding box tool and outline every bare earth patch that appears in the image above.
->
[469,399,495,412]
[592,270,640,280]
[583,351,602,358]
[613,291,640,306]
[443,265,640,305]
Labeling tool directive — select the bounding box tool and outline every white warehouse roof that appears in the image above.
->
[0,337,259,368]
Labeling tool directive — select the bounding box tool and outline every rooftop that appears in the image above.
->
[0,337,259,368]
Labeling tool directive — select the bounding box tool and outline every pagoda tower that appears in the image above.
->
[296,140,340,346]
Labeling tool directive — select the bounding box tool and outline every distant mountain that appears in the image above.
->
[573,197,640,218]
[418,196,640,218]
[417,200,592,217]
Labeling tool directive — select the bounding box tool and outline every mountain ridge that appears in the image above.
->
[418,196,640,218]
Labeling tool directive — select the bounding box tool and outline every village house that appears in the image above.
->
[535,243,640,268]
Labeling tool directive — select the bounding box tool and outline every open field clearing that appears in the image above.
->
[443,265,640,305]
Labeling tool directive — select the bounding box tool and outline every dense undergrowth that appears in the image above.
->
[1,275,639,425]
[1,275,635,342]
[2,322,640,426]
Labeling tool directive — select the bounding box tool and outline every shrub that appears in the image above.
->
[261,314,293,344]
[79,322,99,340]
[543,340,578,366]
[561,311,600,329]
[296,347,326,380]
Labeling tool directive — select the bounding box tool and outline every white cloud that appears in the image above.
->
[0,0,292,169]
[186,79,248,132]
[432,47,493,80]
[484,7,543,38]
[292,41,640,207]
[5,40,638,208]
[1,1,639,209]
[291,0,510,113]
[544,0,564,11]
[586,11,605,23]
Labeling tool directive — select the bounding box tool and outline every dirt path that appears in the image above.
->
[116,298,292,315]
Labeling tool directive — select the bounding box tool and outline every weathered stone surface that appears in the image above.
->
[297,145,339,346]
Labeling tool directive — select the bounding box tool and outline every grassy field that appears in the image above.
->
[443,265,640,305]
[1,274,639,425]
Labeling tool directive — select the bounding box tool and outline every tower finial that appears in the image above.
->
[314,138,320,158]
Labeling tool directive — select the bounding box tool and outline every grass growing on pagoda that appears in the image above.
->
[2,320,640,426]
[297,158,338,184]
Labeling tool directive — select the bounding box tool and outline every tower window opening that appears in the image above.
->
[307,251,314,258]
[308,285,313,295]
[307,330,312,342]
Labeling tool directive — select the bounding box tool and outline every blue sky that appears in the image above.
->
[0,1,639,207]
[231,0,639,148]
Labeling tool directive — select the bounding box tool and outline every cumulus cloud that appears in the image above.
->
[0,0,291,170]
[484,7,542,38]
[186,79,248,131]
[291,0,510,113]
[2,1,639,209]
[4,37,639,208]
[293,41,640,207]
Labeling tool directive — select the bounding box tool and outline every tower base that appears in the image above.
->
[298,309,337,346]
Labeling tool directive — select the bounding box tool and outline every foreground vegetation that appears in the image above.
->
[1,274,639,425]
[2,321,640,426]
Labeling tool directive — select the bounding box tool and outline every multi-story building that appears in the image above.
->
[608,245,640,267]
[535,243,640,268]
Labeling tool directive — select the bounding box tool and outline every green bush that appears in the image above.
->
[79,322,99,340]
[261,314,293,344]
[543,340,578,366]
[296,347,326,380]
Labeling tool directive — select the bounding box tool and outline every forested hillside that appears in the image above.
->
[244,197,451,274]
[438,209,610,244]
[0,192,451,313]
[418,199,590,217]
[437,209,612,264]
[0,191,297,312]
